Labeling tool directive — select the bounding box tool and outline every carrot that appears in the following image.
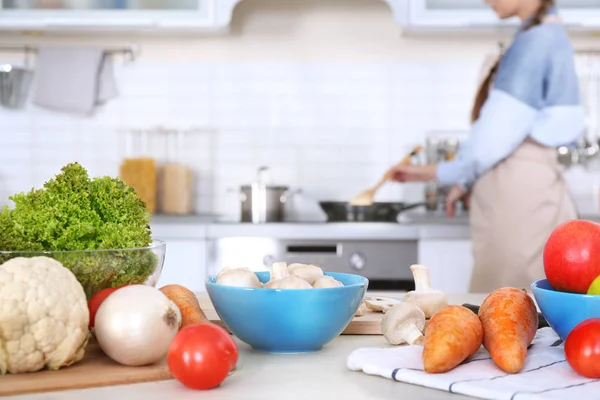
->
[478,287,538,374]
[422,305,483,373]
[159,284,209,329]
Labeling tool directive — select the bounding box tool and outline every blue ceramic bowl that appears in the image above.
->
[205,271,368,353]
[531,278,600,341]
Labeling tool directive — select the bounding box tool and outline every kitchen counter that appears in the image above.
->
[150,212,473,240]
[150,212,600,241]
[7,292,488,400]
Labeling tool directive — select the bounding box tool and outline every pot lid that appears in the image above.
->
[241,184,289,190]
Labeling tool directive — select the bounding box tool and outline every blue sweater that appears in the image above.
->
[436,12,585,189]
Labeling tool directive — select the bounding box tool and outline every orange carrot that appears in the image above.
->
[422,305,483,373]
[160,284,209,329]
[478,287,538,374]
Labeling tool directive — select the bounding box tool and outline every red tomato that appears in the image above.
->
[87,286,126,329]
[565,318,600,378]
[167,323,239,390]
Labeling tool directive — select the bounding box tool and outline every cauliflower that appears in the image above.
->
[0,256,90,374]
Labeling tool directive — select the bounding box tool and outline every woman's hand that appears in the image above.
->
[390,164,437,183]
[445,185,466,218]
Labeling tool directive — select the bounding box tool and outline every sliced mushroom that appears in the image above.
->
[288,263,324,285]
[216,267,262,288]
[312,275,344,288]
[403,264,448,319]
[354,300,368,317]
[364,296,401,313]
[381,302,426,345]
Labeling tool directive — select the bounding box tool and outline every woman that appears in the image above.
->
[392,0,585,293]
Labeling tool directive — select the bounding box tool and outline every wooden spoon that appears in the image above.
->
[349,145,423,206]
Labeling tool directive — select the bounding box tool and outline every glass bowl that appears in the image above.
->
[0,240,166,300]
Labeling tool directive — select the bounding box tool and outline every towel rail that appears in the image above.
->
[0,44,138,61]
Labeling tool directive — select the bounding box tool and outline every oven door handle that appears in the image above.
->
[285,244,343,257]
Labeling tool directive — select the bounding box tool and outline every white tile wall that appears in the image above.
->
[1,58,598,220]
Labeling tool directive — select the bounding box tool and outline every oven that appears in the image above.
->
[206,237,418,291]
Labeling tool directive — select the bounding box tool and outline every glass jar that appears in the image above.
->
[424,181,439,212]
[119,129,158,213]
[158,129,194,215]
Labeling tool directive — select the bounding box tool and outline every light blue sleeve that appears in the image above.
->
[437,90,539,188]
[436,29,547,188]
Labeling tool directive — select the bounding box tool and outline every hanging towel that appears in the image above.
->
[347,327,600,400]
[33,46,119,115]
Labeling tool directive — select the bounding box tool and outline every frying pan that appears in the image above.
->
[321,145,427,222]
[318,201,427,223]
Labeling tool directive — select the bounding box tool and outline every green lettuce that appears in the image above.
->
[0,163,158,298]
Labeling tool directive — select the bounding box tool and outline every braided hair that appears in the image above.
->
[470,0,555,123]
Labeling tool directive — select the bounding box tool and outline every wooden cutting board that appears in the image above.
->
[0,339,172,397]
[0,295,386,396]
[197,295,385,335]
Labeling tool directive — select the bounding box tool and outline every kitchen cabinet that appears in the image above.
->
[155,239,207,293]
[392,0,600,32]
[418,239,473,294]
[0,0,241,32]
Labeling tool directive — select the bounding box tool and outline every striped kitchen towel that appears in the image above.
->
[347,328,600,400]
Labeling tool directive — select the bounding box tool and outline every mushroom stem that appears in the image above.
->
[270,262,290,281]
[403,324,424,345]
[411,264,432,292]
[403,264,448,319]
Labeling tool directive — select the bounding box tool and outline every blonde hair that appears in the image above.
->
[470,0,556,123]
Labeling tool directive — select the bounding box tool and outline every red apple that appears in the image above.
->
[543,219,600,294]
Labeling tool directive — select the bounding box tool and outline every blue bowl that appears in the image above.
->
[205,271,368,353]
[531,278,600,341]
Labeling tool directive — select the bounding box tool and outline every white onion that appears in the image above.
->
[94,285,182,366]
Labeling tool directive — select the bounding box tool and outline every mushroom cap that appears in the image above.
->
[381,302,426,345]
[403,291,448,319]
[312,275,344,288]
[264,276,312,289]
[216,267,262,288]
[288,264,324,285]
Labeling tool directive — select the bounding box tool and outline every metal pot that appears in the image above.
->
[237,183,296,223]
[231,166,299,223]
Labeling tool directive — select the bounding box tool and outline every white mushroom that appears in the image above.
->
[354,300,368,317]
[403,264,448,319]
[381,302,426,346]
[271,262,290,280]
[263,261,292,288]
[288,263,324,285]
[264,276,312,289]
[312,275,344,288]
[215,267,262,288]
[364,296,401,313]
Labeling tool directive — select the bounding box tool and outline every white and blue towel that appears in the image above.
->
[347,328,600,400]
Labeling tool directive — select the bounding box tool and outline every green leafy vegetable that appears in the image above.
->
[0,163,159,298]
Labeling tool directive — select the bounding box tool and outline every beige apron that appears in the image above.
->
[468,139,579,293]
